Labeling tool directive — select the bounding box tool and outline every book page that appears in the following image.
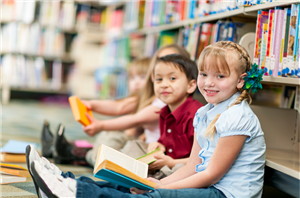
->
[95,145,148,178]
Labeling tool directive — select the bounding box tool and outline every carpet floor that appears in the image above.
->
[1,99,106,198]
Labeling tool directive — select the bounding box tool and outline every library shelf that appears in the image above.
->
[134,8,246,35]
[266,149,300,180]
[0,52,75,63]
[75,0,125,7]
[245,0,300,12]
[8,84,68,94]
[111,1,300,37]
[262,76,300,86]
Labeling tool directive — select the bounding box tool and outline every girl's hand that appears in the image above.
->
[147,142,166,153]
[149,154,175,170]
[81,100,92,110]
[82,113,103,137]
[129,178,164,194]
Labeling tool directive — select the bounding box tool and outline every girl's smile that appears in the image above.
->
[204,89,219,96]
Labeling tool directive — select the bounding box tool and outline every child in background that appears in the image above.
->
[52,44,191,166]
[41,57,151,159]
[29,41,266,198]
[147,54,203,179]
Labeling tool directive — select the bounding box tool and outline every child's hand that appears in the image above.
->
[81,100,91,110]
[129,188,149,195]
[147,142,166,153]
[149,154,175,170]
[129,178,164,194]
[82,113,103,137]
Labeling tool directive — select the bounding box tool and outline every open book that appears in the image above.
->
[93,145,158,191]
[69,96,93,126]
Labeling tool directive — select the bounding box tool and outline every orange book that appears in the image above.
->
[69,96,93,126]
[0,153,26,163]
[0,163,30,177]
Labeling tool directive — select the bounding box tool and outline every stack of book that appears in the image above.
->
[0,163,30,184]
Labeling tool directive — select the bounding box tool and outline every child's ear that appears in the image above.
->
[237,72,247,89]
[187,79,197,94]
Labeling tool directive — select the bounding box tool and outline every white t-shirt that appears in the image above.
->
[143,98,166,144]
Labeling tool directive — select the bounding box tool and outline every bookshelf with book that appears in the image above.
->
[91,1,300,196]
[0,0,130,103]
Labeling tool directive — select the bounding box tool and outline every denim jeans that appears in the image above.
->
[62,171,226,198]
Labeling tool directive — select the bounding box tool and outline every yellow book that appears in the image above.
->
[93,145,157,191]
[69,96,93,126]
[0,163,30,177]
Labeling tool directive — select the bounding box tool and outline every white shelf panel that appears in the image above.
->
[262,76,300,86]
[245,0,300,12]
[266,149,300,180]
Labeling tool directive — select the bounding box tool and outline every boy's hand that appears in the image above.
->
[147,142,166,153]
[149,154,175,170]
[82,113,103,137]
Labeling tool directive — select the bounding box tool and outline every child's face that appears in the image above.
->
[197,57,245,106]
[151,48,180,81]
[154,62,196,111]
[128,70,146,94]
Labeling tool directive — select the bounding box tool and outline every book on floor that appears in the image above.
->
[0,153,26,163]
[0,163,30,177]
[93,144,157,191]
[0,172,26,184]
[69,95,93,126]
[0,140,36,163]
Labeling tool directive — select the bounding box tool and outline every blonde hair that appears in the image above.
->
[198,41,252,140]
[137,44,190,111]
[127,57,151,77]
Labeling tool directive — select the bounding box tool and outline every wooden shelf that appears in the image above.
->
[266,149,300,180]
[262,76,300,86]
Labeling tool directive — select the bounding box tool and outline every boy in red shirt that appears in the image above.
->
[148,54,203,178]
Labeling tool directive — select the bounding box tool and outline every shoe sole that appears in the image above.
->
[25,145,42,198]
[31,162,58,198]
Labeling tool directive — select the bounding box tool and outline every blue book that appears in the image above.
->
[94,168,155,191]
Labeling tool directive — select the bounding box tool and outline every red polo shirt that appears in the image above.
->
[158,96,203,159]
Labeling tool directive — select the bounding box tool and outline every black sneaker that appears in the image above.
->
[53,124,91,166]
[41,120,54,158]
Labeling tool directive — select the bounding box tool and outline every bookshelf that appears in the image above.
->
[0,0,128,103]
[89,0,300,196]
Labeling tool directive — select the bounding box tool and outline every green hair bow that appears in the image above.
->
[242,64,264,93]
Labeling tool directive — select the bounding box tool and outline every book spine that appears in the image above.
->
[272,9,284,77]
[279,8,288,76]
[253,10,262,65]
[293,4,300,77]
[259,23,268,70]
[257,11,269,67]
[282,8,291,76]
